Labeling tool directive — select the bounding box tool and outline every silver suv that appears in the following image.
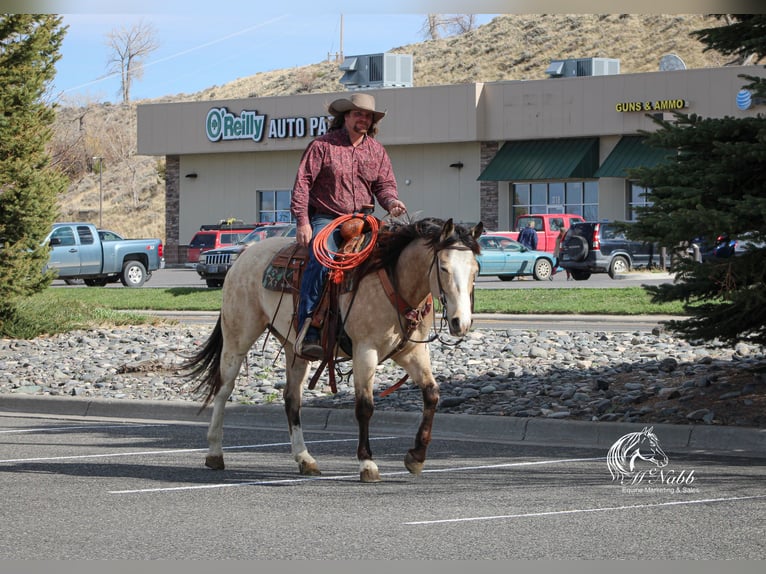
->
[559,221,661,280]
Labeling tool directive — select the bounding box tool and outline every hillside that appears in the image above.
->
[52,14,734,243]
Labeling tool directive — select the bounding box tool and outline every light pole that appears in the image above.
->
[92,156,103,228]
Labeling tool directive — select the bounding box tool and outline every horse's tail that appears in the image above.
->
[181,314,224,412]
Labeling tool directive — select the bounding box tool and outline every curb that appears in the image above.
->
[2,395,764,458]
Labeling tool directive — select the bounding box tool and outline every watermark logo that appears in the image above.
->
[607,426,668,484]
[606,427,699,494]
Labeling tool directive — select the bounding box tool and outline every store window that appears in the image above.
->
[512,181,598,226]
[627,182,652,221]
[258,190,293,223]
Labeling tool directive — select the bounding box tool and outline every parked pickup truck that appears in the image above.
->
[492,213,585,253]
[45,223,164,287]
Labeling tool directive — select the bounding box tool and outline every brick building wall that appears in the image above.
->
[480,141,499,230]
[164,155,184,265]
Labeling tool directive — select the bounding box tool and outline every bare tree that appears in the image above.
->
[104,19,159,103]
[420,14,477,40]
[445,14,477,35]
[420,14,445,40]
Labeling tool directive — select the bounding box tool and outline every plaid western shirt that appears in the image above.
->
[290,128,399,227]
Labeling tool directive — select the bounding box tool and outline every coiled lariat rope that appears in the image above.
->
[312,213,380,283]
[309,212,463,398]
[306,212,380,394]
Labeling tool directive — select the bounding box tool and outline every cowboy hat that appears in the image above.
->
[328,93,386,123]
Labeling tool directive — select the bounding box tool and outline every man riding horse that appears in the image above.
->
[184,93,482,481]
[290,92,407,360]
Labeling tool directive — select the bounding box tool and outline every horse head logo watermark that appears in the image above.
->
[607,426,669,485]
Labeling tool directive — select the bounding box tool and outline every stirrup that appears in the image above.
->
[295,318,322,361]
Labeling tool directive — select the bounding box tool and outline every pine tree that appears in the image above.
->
[630,15,766,345]
[691,15,766,66]
[0,15,68,326]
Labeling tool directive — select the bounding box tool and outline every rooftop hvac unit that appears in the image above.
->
[339,53,413,90]
[545,57,620,78]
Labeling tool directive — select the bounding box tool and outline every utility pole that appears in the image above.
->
[328,14,344,62]
[92,156,103,228]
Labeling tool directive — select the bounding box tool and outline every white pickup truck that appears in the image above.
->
[45,222,164,287]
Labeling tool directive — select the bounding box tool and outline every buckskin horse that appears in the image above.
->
[183,217,483,482]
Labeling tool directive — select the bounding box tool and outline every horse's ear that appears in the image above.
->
[471,222,484,239]
[440,218,455,241]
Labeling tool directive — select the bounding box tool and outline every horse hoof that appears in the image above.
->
[205,455,225,470]
[299,461,322,476]
[404,451,424,476]
[360,468,381,483]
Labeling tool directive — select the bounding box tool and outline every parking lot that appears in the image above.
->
[53,265,676,290]
[1,404,764,559]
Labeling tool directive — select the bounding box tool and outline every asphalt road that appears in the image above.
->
[52,265,677,290]
[14,267,766,560]
[1,405,764,560]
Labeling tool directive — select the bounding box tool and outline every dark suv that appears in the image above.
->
[196,223,296,287]
[559,221,660,280]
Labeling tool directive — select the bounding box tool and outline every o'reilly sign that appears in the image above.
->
[206,107,331,143]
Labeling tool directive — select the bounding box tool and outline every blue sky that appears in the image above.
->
[3,0,749,103]
[52,11,497,104]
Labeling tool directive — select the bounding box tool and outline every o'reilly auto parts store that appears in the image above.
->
[136,60,765,264]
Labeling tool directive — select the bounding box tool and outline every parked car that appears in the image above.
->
[689,233,765,262]
[44,222,164,287]
[490,213,585,253]
[476,234,555,281]
[185,222,273,268]
[59,230,126,284]
[196,223,296,287]
[558,221,661,280]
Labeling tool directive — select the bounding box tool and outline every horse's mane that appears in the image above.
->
[355,217,481,279]
[607,431,641,479]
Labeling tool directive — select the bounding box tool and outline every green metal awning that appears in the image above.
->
[594,136,672,177]
[478,138,599,181]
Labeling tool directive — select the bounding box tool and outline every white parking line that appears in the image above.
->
[0,436,397,465]
[0,424,163,434]
[1,446,216,465]
[109,456,603,494]
[422,457,605,473]
[110,472,369,493]
[403,495,766,525]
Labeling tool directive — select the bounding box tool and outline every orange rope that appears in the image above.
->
[313,214,379,283]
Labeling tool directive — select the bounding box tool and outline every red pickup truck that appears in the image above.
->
[493,214,585,253]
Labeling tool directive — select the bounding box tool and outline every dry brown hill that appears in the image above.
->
[53,14,734,243]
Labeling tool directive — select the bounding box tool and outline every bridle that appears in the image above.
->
[376,241,476,398]
[391,242,476,346]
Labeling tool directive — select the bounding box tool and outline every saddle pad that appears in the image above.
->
[262,243,308,291]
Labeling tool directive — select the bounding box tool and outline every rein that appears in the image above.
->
[304,211,380,393]
[293,218,477,398]
[379,243,475,398]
